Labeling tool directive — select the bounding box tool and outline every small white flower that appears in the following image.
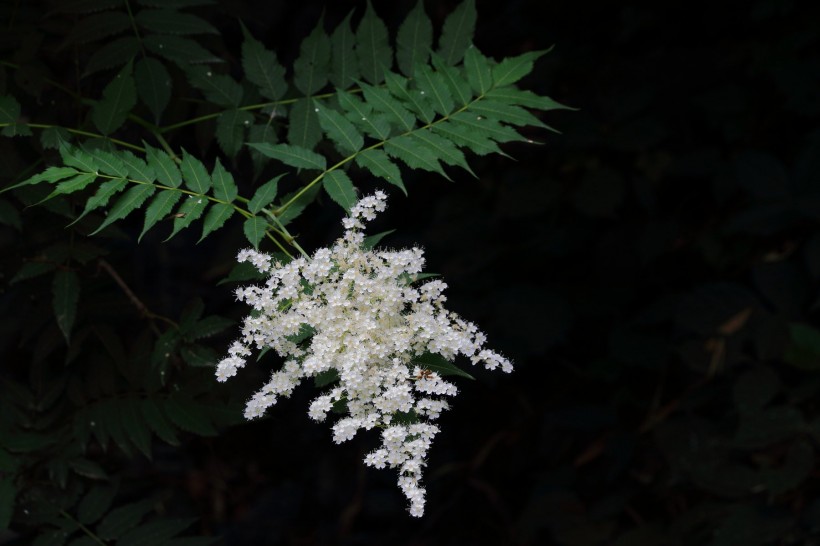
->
[216,192,512,516]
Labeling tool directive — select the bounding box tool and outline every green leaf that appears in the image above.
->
[431,53,472,106]
[11,261,56,284]
[491,49,547,87]
[68,458,107,480]
[410,130,473,175]
[72,178,128,224]
[60,146,99,172]
[145,145,181,188]
[293,18,330,96]
[0,122,31,138]
[385,72,435,124]
[187,315,233,339]
[211,158,238,202]
[384,134,446,177]
[356,1,391,85]
[180,150,211,194]
[215,109,253,158]
[144,34,222,64]
[247,143,326,170]
[48,172,98,198]
[5,166,78,192]
[90,184,156,235]
[412,352,475,379]
[53,270,80,342]
[451,110,524,143]
[136,9,217,35]
[140,190,183,241]
[316,103,363,154]
[96,500,154,541]
[164,395,217,436]
[165,195,208,240]
[329,11,358,89]
[243,216,267,248]
[0,478,15,530]
[362,229,394,249]
[121,397,152,458]
[63,11,130,45]
[355,149,405,193]
[91,150,128,177]
[141,399,180,446]
[277,183,321,226]
[323,170,357,211]
[485,86,573,111]
[240,23,286,100]
[40,126,72,149]
[135,57,172,123]
[464,45,492,94]
[396,0,432,77]
[119,150,156,181]
[314,369,340,388]
[0,199,21,230]
[91,61,136,135]
[186,66,242,108]
[83,36,140,77]
[438,0,476,65]
[360,83,415,132]
[0,95,19,123]
[338,90,391,140]
[287,97,322,150]
[77,484,117,525]
[199,203,234,241]
[433,119,501,156]
[118,518,196,546]
[469,99,547,128]
[248,174,283,213]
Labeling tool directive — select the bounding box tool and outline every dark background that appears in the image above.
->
[3,0,820,544]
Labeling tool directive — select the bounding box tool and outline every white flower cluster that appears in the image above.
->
[216,191,512,517]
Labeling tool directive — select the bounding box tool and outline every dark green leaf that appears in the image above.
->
[63,11,130,45]
[118,518,196,546]
[144,34,222,64]
[385,72,435,124]
[135,57,172,123]
[362,229,394,249]
[96,500,154,541]
[90,184,156,235]
[470,99,547,127]
[241,24,287,100]
[141,399,180,446]
[145,145,181,187]
[329,11,358,89]
[83,36,140,76]
[384,134,446,177]
[189,315,233,339]
[338,90,391,140]
[11,261,56,284]
[464,45,492,94]
[451,110,524,143]
[40,126,72,149]
[0,478,15,530]
[437,0,476,65]
[277,183,320,226]
[316,103,363,153]
[412,352,475,379]
[186,66,242,107]
[164,395,218,436]
[247,143,326,170]
[248,174,283,213]
[396,0,432,77]
[211,158,238,202]
[411,130,472,175]
[180,344,218,367]
[140,190,183,241]
[49,0,121,13]
[323,170,357,211]
[216,109,253,157]
[431,53,472,106]
[355,149,405,193]
[433,119,501,156]
[53,270,80,342]
[136,9,217,35]
[0,95,20,123]
[491,49,547,87]
[180,150,211,193]
[243,216,267,248]
[91,61,136,135]
[165,195,207,240]
[121,397,152,458]
[293,18,330,95]
[484,86,574,111]
[77,484,117,525]
[68,458,107,480]
[199,202,234,241]
[314,369,340,388]
[287,97,322,150]
[355,1,391,85]
[360,83,415,132]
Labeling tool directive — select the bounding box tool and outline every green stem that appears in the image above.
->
[1,123,145,152]
[123,0,147,57]
[264,210,309,258]
[58,509,107,546]
[127,114,178,160]
[0,60,84,101]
